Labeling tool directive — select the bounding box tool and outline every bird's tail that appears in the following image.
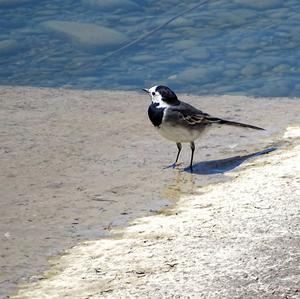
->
[206,117,264,130]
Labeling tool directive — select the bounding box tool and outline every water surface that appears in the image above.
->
[1,0,300,96]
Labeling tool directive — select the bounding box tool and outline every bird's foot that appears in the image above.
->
[163,162,183,170]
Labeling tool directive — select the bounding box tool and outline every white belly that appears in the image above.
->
[157,122,206,143]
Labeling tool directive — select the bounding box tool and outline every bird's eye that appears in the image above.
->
[152,92,155,96]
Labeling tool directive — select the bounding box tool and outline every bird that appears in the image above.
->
[142,85,264,172]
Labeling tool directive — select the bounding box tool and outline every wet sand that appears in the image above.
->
[13,126,300,299]
[0,86,299,297]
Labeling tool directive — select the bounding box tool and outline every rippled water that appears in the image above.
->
[1,0,300,96]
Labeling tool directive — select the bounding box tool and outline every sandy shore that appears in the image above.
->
[0,86,299,297]
[13,126,300,298]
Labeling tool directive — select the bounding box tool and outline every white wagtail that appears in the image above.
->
[142,85,264,172]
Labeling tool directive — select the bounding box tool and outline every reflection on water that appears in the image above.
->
[161,170,197,201]
[1,0,300,96]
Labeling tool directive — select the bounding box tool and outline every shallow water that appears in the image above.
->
[1,0,300,96]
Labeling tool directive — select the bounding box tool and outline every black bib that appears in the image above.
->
[148,103,165,127]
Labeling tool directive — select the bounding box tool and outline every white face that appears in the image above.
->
[147,86,170,108]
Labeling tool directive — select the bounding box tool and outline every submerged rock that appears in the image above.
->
[81,0,139,10]
[184,47,210,60]
[178,66,224,84]
[223,68,240,79]
[172,39,199,50]
[0,39,21,55]
[40,21,127,52]
[233,0,282,10]
[167,17,195,28]
[0,0,32,7]
[241,64,262,76]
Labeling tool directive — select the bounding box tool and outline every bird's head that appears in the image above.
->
[142,85,180,107]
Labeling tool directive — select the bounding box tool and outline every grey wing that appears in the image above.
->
[169,101,214,126]
[169,101,264,130]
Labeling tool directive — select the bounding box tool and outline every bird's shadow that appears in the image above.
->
[184,147,277,175]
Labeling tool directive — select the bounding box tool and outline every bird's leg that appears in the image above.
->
[190,141,195,172]
[163,142,182,169]
[174,142,182,166]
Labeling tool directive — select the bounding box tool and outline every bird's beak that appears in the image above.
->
[142,88,149,94]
